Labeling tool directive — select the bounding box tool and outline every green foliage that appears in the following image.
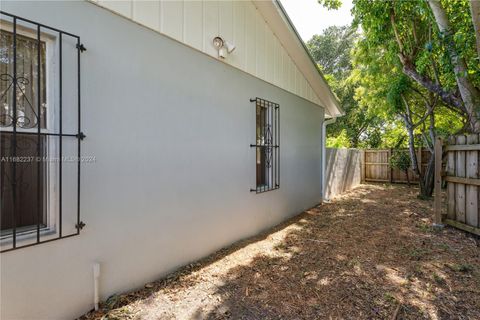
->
[307,25,384,148]
[386,76,411,113]
[307,25,356,79]
[441,0,480,87]
[317,0,342,10]
[389,151,411,172]
[326,129,351,148]
[313,0,475,148]
[352,0,479,101]
[348,0,468,145]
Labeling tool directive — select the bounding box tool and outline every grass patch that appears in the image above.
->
[446,263,474,273]
[407,248,430,261]
[383,292,396,303]
[432,273,446,285]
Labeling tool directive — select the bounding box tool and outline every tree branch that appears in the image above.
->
[390,10,405,55]
[399,55,466,112]
[428,23,441,86]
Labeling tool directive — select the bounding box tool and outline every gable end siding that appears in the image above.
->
[91,0,323,107]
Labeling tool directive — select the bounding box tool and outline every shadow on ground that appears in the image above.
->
[82,184,480,320]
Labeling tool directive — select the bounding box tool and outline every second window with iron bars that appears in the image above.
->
[250,97,279,193]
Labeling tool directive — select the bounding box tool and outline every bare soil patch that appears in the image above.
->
[81,184,479,320]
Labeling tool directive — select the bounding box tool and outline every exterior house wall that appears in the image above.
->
[0,1,325,319]
[91,0,323,107]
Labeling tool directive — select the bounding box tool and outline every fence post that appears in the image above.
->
[434,137,444,226]
[360,150,365,183]
[388,148,393,183]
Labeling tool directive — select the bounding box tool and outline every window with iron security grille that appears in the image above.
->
[250,97,279,193]
[0,11,86,252]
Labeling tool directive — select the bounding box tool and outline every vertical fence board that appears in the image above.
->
[446,136,456,219]
[417,147,423,175]
[466,134,479,227]
[434,137,442,224]
[360,150,365,183]
[455,135,467,223]
[478,134,480,228]
[388,149,393,183]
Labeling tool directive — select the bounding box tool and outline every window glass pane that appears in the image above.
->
[0,133,47,233]
[256,105,267,187]
[0,29,46,129]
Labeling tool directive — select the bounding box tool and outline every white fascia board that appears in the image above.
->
[253,0,344,117]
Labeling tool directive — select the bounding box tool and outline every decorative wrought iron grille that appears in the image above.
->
[250,97,279,193]
[0,11,86,252]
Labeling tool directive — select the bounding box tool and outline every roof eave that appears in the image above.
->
[254,0,344,117]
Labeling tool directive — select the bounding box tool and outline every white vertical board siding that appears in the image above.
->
[273,35,281,86]
[289,59,295,92]
[219,1,233,46]
[92,0,322,106]
[244,1,256,75]
[184,1,203,49]
[204,1,219,56]
[132,1,160,30]
[231,1,245,69]
[162,0,184,41]
[264,26,274,83]
[255,11,265,79]
[98,0,132,17]
[282,50,288,90]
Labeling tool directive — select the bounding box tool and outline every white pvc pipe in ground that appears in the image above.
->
[93,263,100,311]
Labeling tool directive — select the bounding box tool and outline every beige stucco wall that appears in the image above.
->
[0,1,325,319]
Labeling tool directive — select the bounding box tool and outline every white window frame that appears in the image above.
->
[0,20,59,244]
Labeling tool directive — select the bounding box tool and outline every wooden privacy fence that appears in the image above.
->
[325,148,362,199]
[364,148,430,183]
[435,135,480,236]
[362,142,479,236]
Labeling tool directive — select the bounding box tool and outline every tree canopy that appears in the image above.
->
[307,25,383,148]
[310,0,479,150]
[310,0,479,196]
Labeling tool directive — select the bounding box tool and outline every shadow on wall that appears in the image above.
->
[325,148,362,199]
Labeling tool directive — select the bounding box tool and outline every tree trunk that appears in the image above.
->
[470,0,480,59]
[419,113,437,198]
[405,122,420,175]
[428,0,480,132]
[404,114,435,198]
[420,152,435,198]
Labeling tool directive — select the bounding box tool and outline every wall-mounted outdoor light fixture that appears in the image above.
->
[213,36,236,59]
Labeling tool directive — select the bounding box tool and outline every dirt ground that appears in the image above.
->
[82,184,480,320]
